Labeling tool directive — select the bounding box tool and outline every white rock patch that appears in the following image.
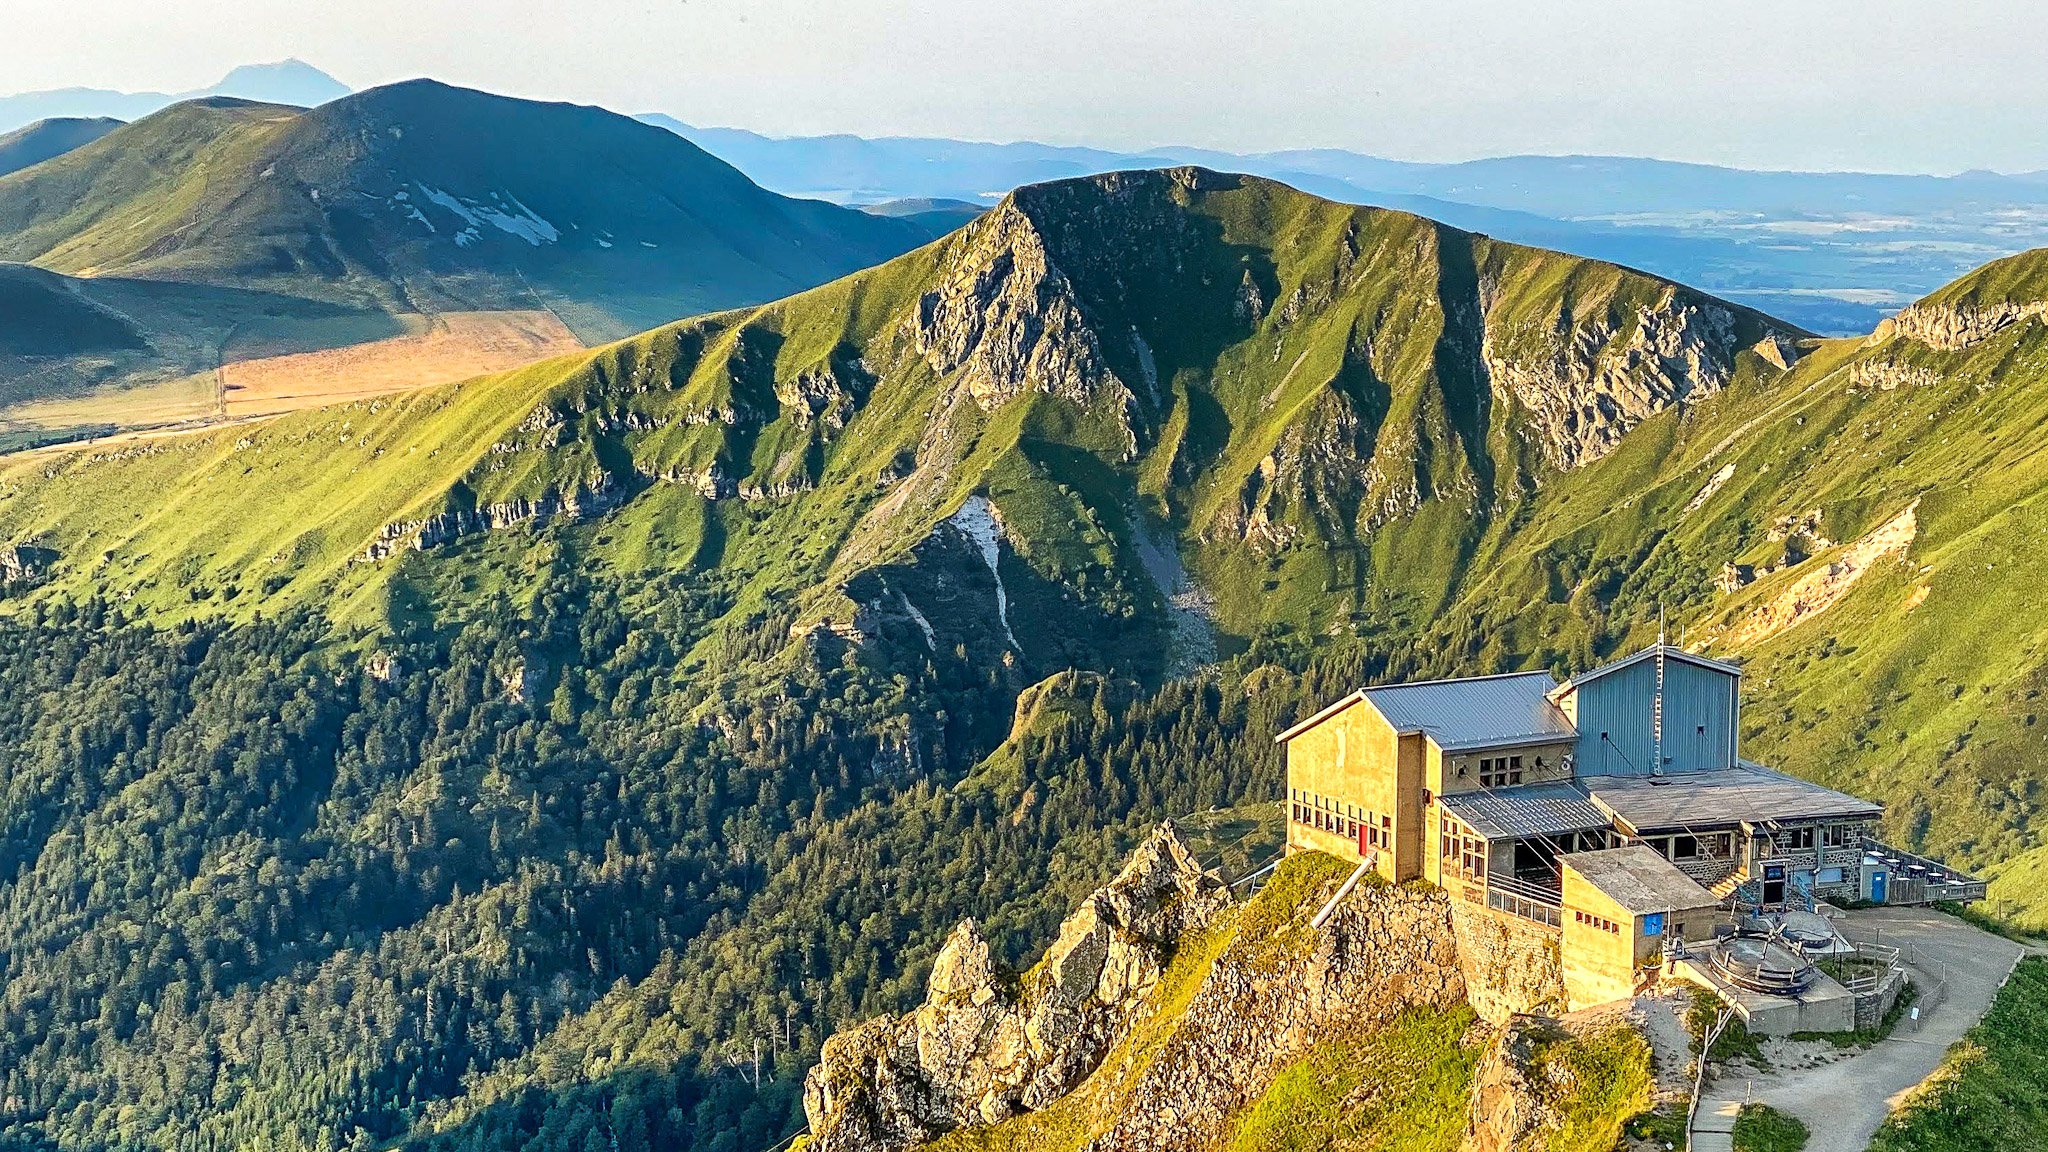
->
[950,495,1017,650]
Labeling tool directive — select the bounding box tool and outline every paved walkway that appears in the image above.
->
[1692,906,2028,1152]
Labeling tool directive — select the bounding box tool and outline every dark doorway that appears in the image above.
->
[1762,863,1786,906]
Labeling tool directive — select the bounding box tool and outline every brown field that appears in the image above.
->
[217,310,583,417]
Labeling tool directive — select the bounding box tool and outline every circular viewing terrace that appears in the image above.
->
[1708,933,1820,995]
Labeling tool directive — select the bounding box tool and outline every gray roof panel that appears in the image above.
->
[1439,781,1613,842]
[1585,767,1883,833]
[1360,670,1575,753]
[1564,846,1720,914]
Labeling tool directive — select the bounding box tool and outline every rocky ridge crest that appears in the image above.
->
[801,823,1230,1151]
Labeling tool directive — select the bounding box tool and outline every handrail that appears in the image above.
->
[1487,873,1563,906]
[1312,859,1373,929]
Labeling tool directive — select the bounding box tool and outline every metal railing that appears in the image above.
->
[1862,837,1991,904]
[1481,873,1563,927]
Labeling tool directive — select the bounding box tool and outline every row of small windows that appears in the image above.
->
[1450,752,1556,787]
[1641,824,1861,863]
[1573,910,1621,934]
[1291,790,1391,847]
[1439,814,1487,878]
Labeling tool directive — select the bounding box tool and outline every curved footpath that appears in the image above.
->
[1691,906,2032,1152]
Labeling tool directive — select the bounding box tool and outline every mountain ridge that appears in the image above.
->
[0,79,935,439]
[6,169,2048,1152]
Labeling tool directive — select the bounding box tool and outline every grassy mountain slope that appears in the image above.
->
[0,81,927,339]
[7,171,2047,891]
[0,116,121,178]
[11,172,2048,1152]
[0,82,931,440]
[0,169,1797,661]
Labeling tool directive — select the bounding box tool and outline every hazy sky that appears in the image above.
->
[9,0,2048,173]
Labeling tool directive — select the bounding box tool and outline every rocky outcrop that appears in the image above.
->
[360,474,627,561]
[0,544,57,584]
[1727,501,1919,645]
[1084,875,1468,1151]
[1485,292,1779,471]
[1461,1000,1667,1152]
[1873,300,2048,350]
[801,823,1230,1152]
[906,198,1137,445]
[1848,359,1942,392]
[1211,382,1377,552]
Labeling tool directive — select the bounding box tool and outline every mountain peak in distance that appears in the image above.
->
[206,60,351,108]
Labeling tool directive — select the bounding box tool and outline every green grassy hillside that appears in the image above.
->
[7,173,2046,880]
[0,82,932,432]
[6,174,2048,1152]
[7,174,2046,896]
[0,82,927,340]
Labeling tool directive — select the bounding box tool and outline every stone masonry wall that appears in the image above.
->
[1449,899,1568,1022]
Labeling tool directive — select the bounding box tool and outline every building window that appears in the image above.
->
[1673,835,1699,860]
[1780,827,1816,852]
[1478,756,1525,787]
[1824,825,1857,848]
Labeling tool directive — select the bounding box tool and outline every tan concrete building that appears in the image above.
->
[1560,847,1723,1010]
[1277,644,1987,1011]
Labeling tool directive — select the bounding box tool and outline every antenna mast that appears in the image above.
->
[1653,608,1666,777]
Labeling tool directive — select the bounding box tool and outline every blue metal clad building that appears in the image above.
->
[1557,647,1740,777]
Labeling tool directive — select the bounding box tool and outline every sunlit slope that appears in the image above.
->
[1423,249,2048,877]
[0,170,1798,661]
[0,81,929,340]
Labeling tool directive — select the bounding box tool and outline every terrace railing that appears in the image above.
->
[1482,873,1563,927]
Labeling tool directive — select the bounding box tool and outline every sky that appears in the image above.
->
[8,0,2048,174]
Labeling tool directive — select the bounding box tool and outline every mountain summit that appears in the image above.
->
[0,166,1801,659]
[0,60,353,134]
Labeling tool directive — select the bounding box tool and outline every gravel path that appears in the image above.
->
[1693,906,2026,1152]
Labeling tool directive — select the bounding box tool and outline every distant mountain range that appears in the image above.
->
[9,61,2048,337]
[641,114,2048,336]
[0,59,351,134]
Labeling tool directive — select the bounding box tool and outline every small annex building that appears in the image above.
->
[1560,847,1723,1010]
[1279,643,1986,1010]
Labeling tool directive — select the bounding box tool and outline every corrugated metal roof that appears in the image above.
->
[1360,670,1575,752]
[1585,766,1882,833]
[1440,781,1613,842]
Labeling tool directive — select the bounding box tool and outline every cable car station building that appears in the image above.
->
[1279,646,1985,966]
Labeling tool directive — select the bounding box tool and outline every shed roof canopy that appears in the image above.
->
[1439,781,1612,842]
[1585,766,1882,833]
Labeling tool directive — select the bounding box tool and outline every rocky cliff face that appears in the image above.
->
[1873,300,2048,350]
[800,835,1663,1152]
[801,823,1231,1151]
[1078,868,1468,1151]
[1483,291,1792,471]
[908,198,1136,431]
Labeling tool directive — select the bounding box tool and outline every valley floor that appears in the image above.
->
[0,308,583,452]
[1692,907,2031,1152]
